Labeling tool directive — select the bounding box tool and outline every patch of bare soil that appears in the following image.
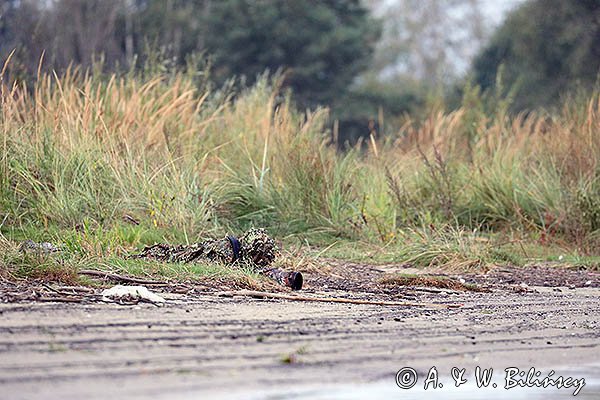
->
[0,262,599,399]
[465,264,599,288]
[302,260,599,295]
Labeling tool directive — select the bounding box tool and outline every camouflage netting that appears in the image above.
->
[133,228,302,290]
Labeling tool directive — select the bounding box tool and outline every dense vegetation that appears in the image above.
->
[1,63,599,281]
[2,1,597,132]
[0,0,599,283]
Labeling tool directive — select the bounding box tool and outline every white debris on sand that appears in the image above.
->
[101,285,166,304]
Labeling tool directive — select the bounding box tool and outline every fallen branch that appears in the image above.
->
[55,285,95,293]
[216,290,462,309]
[36,296,85,303]
[41,283,94,297]
[78,270,168,285]
[410,286,463,295]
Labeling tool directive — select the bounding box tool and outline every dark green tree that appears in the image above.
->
[0,0,379,110]
[472,0,600,110]
[131,0,209,62]
[204,0,380,107]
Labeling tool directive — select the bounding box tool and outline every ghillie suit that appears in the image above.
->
[133,228,303,290]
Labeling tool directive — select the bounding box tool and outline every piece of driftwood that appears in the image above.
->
[216,289,462,309]
[41,283,94,297]
[78,269,168,285]
[410,286,463,295]
[36,296,86,303]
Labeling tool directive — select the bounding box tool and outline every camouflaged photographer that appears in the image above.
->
[133,228,303,290]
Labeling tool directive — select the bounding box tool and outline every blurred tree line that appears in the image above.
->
[0,0,382,142]
[0,0,379,108]
[472,0,600,111]
[0,0,598,141]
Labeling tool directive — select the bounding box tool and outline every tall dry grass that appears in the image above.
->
[1,61,599,268]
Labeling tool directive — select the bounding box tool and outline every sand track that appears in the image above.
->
[1,264,599,399]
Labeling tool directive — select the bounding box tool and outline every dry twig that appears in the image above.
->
[216,289,462,309]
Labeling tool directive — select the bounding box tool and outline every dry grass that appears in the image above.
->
[379,273,486,292]
[1,61,599,281]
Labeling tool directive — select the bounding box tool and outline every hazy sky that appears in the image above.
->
[371,0,526,81]
[480,0,524,25]
[456,0,526,74]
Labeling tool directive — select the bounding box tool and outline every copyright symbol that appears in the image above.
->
[395,367,418,389]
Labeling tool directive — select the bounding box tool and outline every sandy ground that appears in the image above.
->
[0,263,599,399]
